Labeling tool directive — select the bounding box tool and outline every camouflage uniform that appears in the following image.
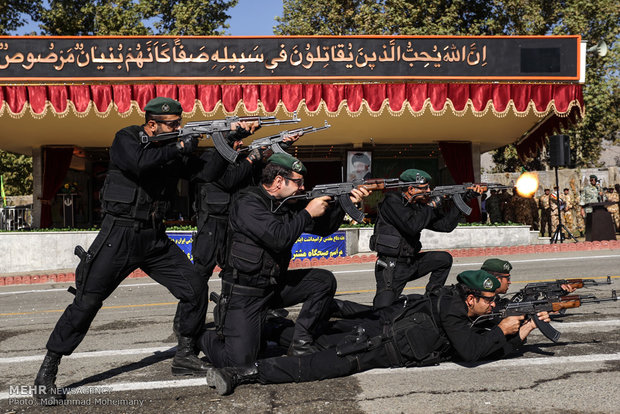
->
[570,180,585,236]
[561,192,575,234]
[505,194,538,229]
[549,193,560,231]
[539,193,552,236]
[606,190,619,230]
[581,184,601,208]
[486,193,503,223]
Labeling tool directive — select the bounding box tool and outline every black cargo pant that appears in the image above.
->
[199,268,337,367]
[256,316,393,383]
[173,215,228,331]
[46,215,208,355]
[540,209,552,236]
[191,215,228,280]
[373,251,452,309]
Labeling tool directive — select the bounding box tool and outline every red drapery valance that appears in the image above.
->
[0,83,583,157]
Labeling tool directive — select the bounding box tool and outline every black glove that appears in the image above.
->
[231,125,253,140]
[462,189,479,203]
[279,140,292,150]
[176,134,199,155]
[247,148,264,163]
[428,195,443,209]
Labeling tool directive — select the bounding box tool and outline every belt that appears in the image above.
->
[106,215,158,229]
[221,280,270,297]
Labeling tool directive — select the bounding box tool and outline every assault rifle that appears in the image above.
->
[509,276,613,303]
[241,121,331,154]
[144,113,301,163]
[277,178,424,223]
[473,290,618,343]
[429,183,514,216]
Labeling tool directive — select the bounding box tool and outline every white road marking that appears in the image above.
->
[1,254,619,295]
[0,279,222,296]
[4,318,619,365]
[0,347,175,364]
[357,352,620,376]
[2,352,619,400]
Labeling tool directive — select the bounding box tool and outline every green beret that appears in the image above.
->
[268,153,307,174]
[457,270,500,292]
[589,175,597,180]
[144,97,183,115]
[481,258,512,274]
[400,169,431,184]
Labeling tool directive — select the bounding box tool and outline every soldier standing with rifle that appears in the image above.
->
[33,97,257,405]
[198,153,369,367]
[205,270,549,395]
[562,188,575,234]
[370,169,482,308]
[539,188,552,236]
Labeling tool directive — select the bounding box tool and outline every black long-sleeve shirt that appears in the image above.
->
[104,125,228,218]
[375,192,461,254]
[226,186,345,278]
[429,287,524,362]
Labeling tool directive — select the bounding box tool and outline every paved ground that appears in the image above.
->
[1,250,619,413]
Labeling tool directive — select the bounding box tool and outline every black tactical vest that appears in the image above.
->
[225,188,288,287]
[369,193,420,257]
[383,294,451,367]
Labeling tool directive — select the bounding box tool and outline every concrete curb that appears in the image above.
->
[2,240,619,287]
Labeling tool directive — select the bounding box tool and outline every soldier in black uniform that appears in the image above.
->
[205,270,550,395]
[175,134,302,337]
[190,134,302,293]
[370,168,482,308]
[33,97,256,405]
[171,139,263,336]
[198,153,369,367]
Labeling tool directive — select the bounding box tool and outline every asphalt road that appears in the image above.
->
[1,250,619,413]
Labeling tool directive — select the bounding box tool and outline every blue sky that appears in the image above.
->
[12,0,283,36]
[228,0,282,36]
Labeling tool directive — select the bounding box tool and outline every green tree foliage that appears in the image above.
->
[0,0,40,35]
[0,150,33,196]
[276,0,619,170]
[142,0,238,35]
[32,0,237,36]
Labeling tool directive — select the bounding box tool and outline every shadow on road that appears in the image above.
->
[63,348,177,389]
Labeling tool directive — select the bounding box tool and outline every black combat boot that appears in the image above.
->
[206,363,259,395]
[33,351,66,405]
[287,338,320,356]
[171,336,210,375]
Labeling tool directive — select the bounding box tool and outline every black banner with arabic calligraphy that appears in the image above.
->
[0,36,580,82]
